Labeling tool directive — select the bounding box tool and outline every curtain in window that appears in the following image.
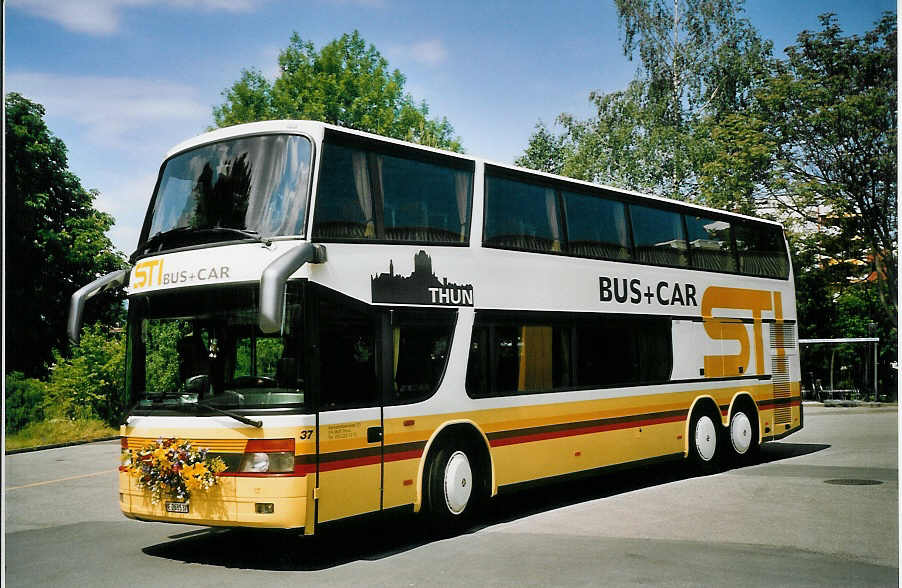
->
[455,171,470,242]
[352,151,375,237]
[545,189,561,252]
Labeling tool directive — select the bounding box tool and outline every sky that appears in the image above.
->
[5,0,896,257]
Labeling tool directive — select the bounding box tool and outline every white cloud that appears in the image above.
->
[7,72,209,150]
[409,40,448,66]
[97,171,159,254]
[9,0,261,36]
[7,71,214,254]
[388,39,448,67]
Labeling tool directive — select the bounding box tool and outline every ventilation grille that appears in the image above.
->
[772,355,792,424]
[769,323,797,349]
[125,437,248,453]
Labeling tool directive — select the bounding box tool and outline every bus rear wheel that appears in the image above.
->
[424,445,479,529]
[689,408,722,473]
[726,405,759,466]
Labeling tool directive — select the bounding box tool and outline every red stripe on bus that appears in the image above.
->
[489,414,684,447]
[318,455,382,471]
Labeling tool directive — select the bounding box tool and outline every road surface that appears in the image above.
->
[5,404,898,586]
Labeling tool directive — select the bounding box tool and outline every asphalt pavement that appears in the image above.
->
[4,404,899,587]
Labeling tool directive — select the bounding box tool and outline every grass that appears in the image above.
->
[5,418,118,451]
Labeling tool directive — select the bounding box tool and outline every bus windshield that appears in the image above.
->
[143,134,312,243]
[127,284,305,411]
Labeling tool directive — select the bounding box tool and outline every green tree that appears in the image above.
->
[5,93,127,377]
[519,1,772,200]
[214,31,462,151]
[762,13,896,323]
[703,13,896,322]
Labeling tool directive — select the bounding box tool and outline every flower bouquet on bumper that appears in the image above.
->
[122,438,227,504]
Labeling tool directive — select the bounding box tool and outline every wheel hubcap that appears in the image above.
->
[695,415,717,462]
[730,412,753,455]
[443,451,473,515]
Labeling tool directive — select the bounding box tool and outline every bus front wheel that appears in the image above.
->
[424,445,478,528]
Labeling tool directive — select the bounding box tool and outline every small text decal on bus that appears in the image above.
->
[372,251,473,306]
[131,258,231,290]
[599,276,698,307]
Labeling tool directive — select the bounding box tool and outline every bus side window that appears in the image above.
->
[562,190,631,261]
[484,174,563,253]
[466,313,571,396]
[630,204,689,268]
[380,155,472,243]
[734,222,789,279]
[313,142,375,240]
[390,310,456,404]
[318,296,379,410]
[685,215,736,273]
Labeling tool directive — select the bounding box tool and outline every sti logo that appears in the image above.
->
[131,259,231,290]
[702,286,787,379]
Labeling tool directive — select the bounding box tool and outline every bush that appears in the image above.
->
[5,372,46,433]
[43,323,126,424]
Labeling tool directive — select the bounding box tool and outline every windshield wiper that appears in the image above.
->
[145,395,263,428]
[194,402,263,428]
[193,226,272,246]
[132,226,271,261]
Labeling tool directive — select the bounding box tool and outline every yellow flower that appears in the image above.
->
[181,462,208,491]
[208,457,227,474]
[153,447,171,468]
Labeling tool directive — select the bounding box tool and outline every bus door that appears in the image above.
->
[311,289,384,524]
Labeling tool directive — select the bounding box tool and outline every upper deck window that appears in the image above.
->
[630,204,689,267]
[562,190,631,260]
[312,137,473,244]
[734,222,789,279]
[484,174,563,253]
[144,134,312,242]
[686,214,736,272]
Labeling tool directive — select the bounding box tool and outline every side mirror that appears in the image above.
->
[68,269,130,343]
[259,244,326,333]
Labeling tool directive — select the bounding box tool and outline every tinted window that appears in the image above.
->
[390,310,456,404]
[466,312,670,398]
[312,142,374,239]
[563,191,631,260]
[734,222,789,278]
[467,320,571,397]
[381,155,472,243]
[312,139,473,243]
[575,316,672,387]
[484,175,563,253]
[630,204,688,267]
[686,215,736,272]
[318,294,378,410]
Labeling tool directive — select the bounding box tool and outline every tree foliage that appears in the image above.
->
[5,93,127,377]
[213,31,462,151]
[518,0,773,200]
[764,13,896,322]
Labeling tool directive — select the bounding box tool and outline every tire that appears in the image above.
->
[689,407,722,473]
[725,405,759,466]
[424,444,480,529]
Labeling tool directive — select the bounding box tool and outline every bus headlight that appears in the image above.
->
[239,439,295,473]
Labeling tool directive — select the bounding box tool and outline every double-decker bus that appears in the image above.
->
[69,120,801,533]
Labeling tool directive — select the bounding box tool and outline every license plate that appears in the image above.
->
[165,501,189,514]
